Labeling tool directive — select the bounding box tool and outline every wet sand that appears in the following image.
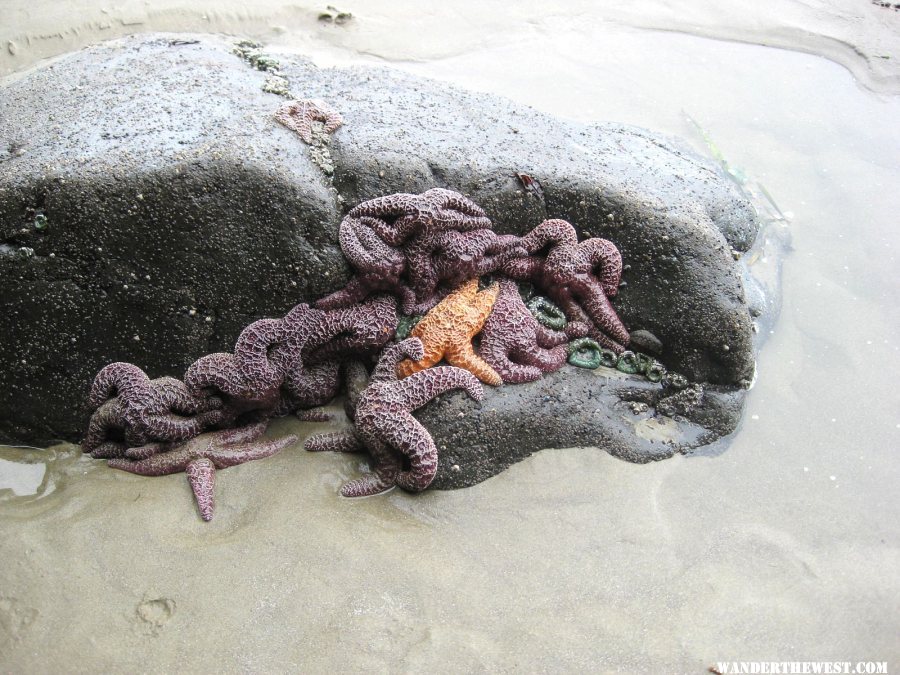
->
[1,2,899,671]
[1,1,899,93]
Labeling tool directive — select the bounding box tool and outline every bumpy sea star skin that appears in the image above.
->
[315,217,417,312]
[83,364,225,457]
[478,277,569,384]
[501,218,629,352]
[281,361,342,410]
[302,294,398,364]
[318,189,500,312]
[184,317,289,414]
[306,338,484,497]
[279,295,395,412]
[404,229,526,311]
[300,360,369,453]
[83,398,145,459]
[274,98,343,144]
[108,422,297,521]
[348,188,493,246]
[342,360,370,422]
[396,278,502,386]
[181,296,396,422]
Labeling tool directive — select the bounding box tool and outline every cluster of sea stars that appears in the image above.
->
[83,295,397,518]
[307,337,483,497]
[81,187,631,516]
[316,188,526,315]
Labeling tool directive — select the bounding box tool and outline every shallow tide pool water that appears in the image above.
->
[1,2,898,671]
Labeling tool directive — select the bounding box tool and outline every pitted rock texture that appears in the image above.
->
[1,34,759,448]
[423,366,742,490]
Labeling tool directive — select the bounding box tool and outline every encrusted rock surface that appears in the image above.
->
[1,34,763,472]
[423,365,741,489]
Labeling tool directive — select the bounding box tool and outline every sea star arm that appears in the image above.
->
[425,188,493,233]
[473,242,528,278]
[485,232,524,255]
[569,277,630,347]
[500,254,542,281]
[283,360,341,408]
[347,192,420,245]
[304,430,366,453]
[184,353,244,398]
[403,230,444,303]
[478,340,543,384]
[395,324,446,378]
[443,343,503,386]
[314,276,371,310]
[152,377,219,416]
[89,442,129,459]
[512,343,568,373]
[549,285,592,327]
[87,362,152,409]
[338,437,403,498]
[548,286,623,351]
[295,410,333,422]
[232,318,287,392]
[124,442,167,460]
[339,216,406,274]
[349,189,491,245]
[472,282,500,324]
[82,398,126,455]
[534,322,569,348]
[395,365,484,410]
[373,338,425,382]
[343,360,369,421]
[204,433,297,468]
[143,410,217,446]
[186,458,216,521]
[107,446,195,475]
[579,238,623,298]
[374,413,439,493]
[520,218,579,254]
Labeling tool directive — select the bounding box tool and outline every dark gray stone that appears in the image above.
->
[0,34,763,470]
[423,366,741,490]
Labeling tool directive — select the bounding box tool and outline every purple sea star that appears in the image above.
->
[478,277,569,383]
[83,363,225,458]
[108,421,297,521]
[183,295,396,421]
[501,218,628,352]
[315,216,417,312]
[347,188,492,246]
[404,228,525,312]
[184,317,289,416]
[301,294,397,364]
[274,98,343,144]
[305,337,483,497]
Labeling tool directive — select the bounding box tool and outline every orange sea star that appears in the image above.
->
[396,278,502,386]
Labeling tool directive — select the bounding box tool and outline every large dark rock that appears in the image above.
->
[0,34,764,474]
[424,366,740,489]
